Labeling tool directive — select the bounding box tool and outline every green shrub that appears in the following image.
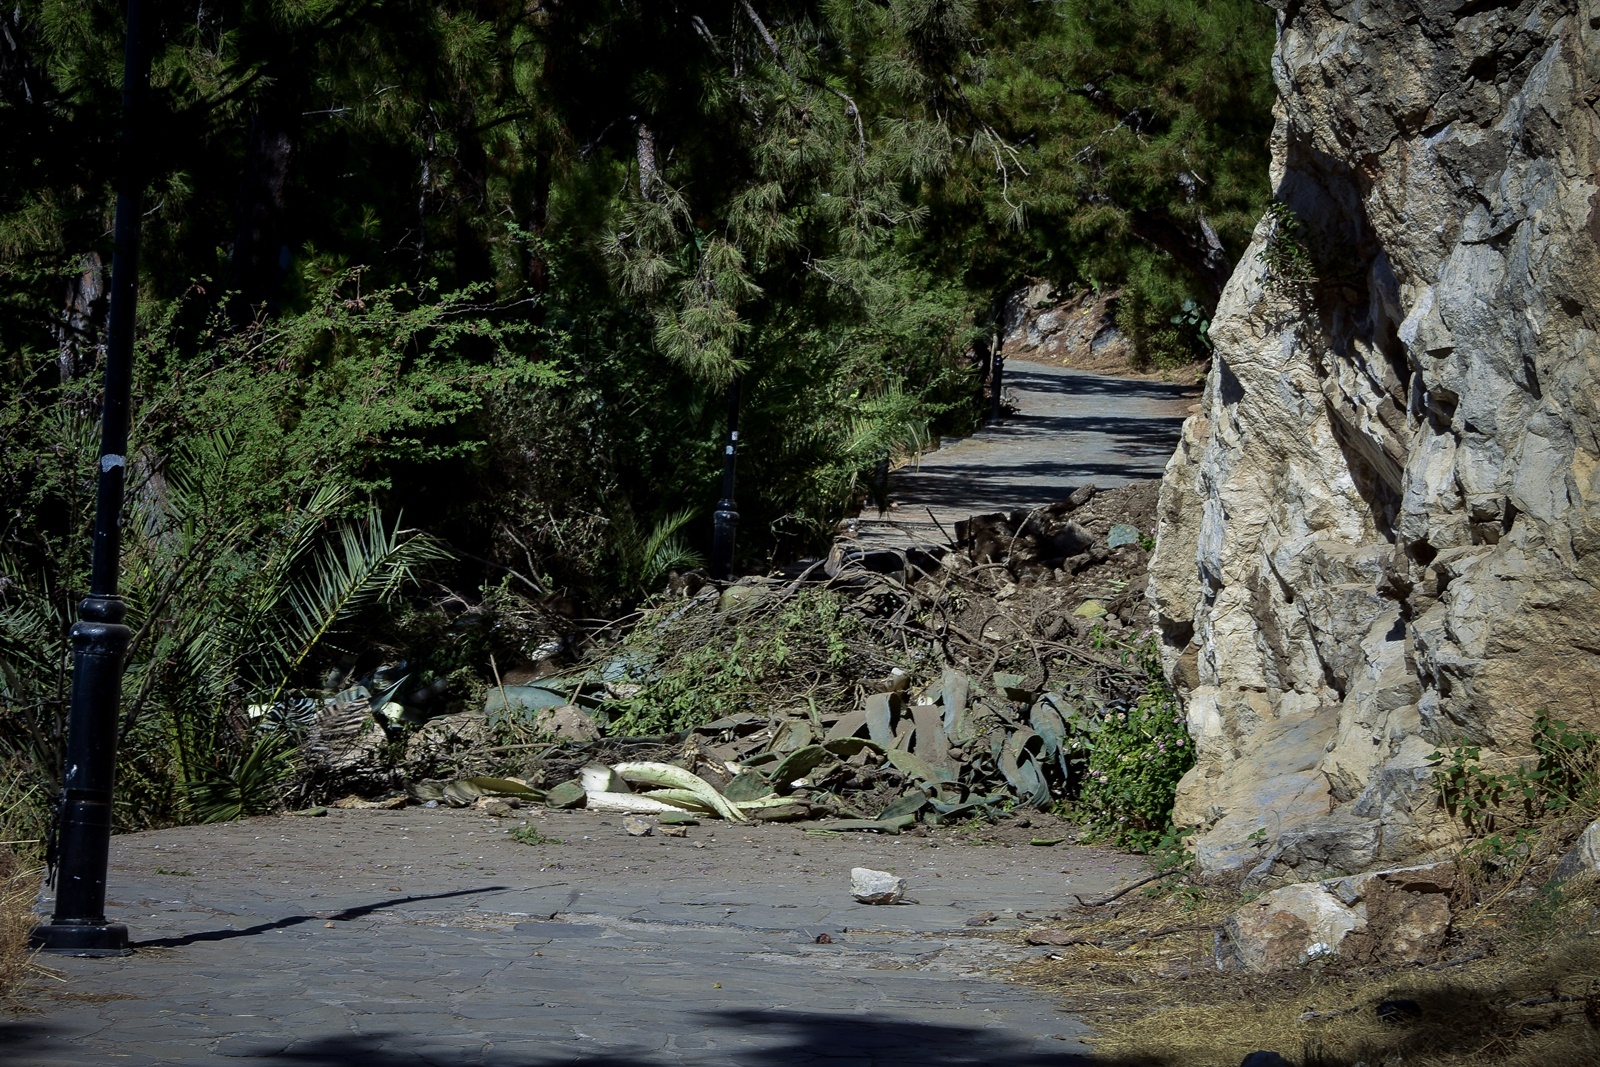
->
[1431,712,1600,848]
[1072,633,1195,850]
[1118,265,1212,370]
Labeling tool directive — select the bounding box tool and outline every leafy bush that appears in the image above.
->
[0,273,502,828]
[1257,200,1318,292]
[603,588,866,737]
[1430,712,1600,861]
[1071,633,1195,850]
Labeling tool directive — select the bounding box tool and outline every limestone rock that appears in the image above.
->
[530,704,601,741]
[850,867,906,905]
[1223,882,1362,971]
[1220,863,1455,972]
[1149,0,1600,878]
[473,796,513,817]
[999,282,1132,367]
[1553,820,1600,883]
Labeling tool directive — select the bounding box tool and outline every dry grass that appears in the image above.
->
[0,850,43,1003]
[1015,874,1600,1067]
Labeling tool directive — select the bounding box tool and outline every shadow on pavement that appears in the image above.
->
[0,1012,1122,1066]
[1004,368,1200,401]
[983,413,1188,441]
[131,886,508,949]
[890,461,1178,510]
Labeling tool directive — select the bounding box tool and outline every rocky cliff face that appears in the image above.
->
[1149,2,1600,880]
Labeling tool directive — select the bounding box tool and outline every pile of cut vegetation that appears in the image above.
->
[298,483,1191,850]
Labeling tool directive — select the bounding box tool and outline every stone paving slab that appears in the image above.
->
[8,809,1144,1066]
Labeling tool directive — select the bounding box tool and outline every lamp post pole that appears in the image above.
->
[31,0,148,958]
[987,338,1004,425]
[709,379,740,581]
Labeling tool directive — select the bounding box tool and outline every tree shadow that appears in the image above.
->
[891,460,1176,510]
[1003,368,1200,401]
[131,886,508,948]
[0,1010,1161,1066]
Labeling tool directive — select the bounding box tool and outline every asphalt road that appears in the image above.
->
[852,362,1197,550]
[9,808,1143,1067]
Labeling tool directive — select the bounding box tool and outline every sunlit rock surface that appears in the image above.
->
[1150,1,1600,879]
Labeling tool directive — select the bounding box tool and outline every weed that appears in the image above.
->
[1168,298,1212,352]
[1430,712,1600,854]
[0,851,47,1003]
[1069,633,1195,851]
[1258,200,1318,291]
[509,824,560,846]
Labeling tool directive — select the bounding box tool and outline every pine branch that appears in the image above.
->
[738,0,866,165]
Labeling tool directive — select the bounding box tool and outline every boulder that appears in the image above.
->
[1149,1,1600,878]
[1220,863,1455,972]
[530,704,601,741]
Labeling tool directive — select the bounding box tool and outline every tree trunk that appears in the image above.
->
[230,104,296,319]
[56,252,107,382]
[527,144,552,319]
[451,106,493,285]
[636,121,659,201]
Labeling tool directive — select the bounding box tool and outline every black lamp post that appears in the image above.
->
[31,0,149,958]
[987,341,1004,425]
[709,379,740,581]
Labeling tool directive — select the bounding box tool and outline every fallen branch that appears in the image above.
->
[1421,950,1488,972]
[1072,870,1171,908]
[1027,921,1214,949]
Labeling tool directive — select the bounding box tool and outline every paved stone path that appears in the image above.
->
[851,362,1197,550]
[9,808,1142,1066]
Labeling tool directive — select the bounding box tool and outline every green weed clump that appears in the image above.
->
[1428,711,1600,888]
[604,588,871,737]
[1070,633,1194,850]
[509,825,560,846]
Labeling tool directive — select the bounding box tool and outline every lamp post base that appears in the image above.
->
[30,920,132,957]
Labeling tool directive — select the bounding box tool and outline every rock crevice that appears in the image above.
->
[1150,1,1600,878]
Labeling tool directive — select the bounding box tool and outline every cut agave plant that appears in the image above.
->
[612,762,746,822]
[584,791,691,815]
[638,788,717,812]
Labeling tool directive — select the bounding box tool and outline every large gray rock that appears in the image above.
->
[1149,1,1600,877]
[1220,863,1455,972]
[999,282,1132,366]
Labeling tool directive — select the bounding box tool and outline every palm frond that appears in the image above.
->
[260,507,450,705]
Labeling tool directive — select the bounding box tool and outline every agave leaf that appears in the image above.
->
[585,791,694,815]
[639,787,716,812]
[613,761,746,822]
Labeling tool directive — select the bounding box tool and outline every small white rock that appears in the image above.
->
[851,867,906,904]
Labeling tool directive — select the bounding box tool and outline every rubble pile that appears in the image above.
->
[300,482,1176,833]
